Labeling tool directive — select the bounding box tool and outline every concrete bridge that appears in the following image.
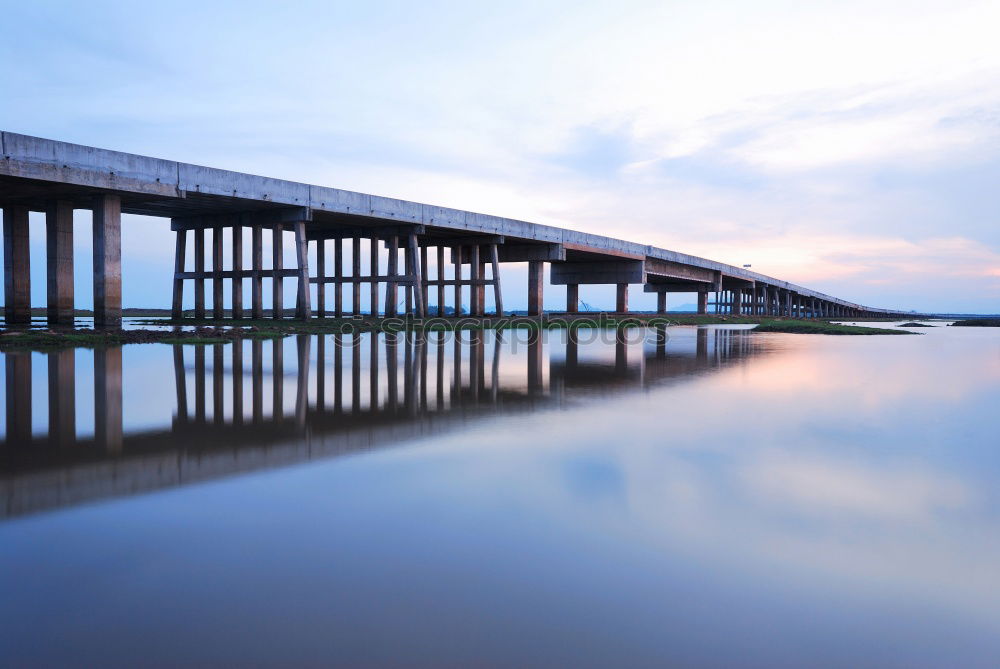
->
[1,327,761,519]
[0,132,908,324]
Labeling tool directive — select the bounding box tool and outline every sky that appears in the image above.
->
[2,0,999,313]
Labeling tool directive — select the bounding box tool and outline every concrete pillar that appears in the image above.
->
[784,291,792,317]
[371,235,381,316]
[450,245,462,316]
[294,221,311,320]
[469,244,481,316]
[194,227,206,319]
[656,291,667,314]
[733,288,743,315]
[408,233,426,318]
[697,289,708,314]
[251,225,263,319]
[436,246,446,317]
[386,235,398,317]
[489,243,502,316]
[213,226,224,319]
[94,346,123,452]
[566,284,579,313]
[335,238,344,317]
[47,349,75,446]
[272,223,284,319]
[46,201,74,324]
[616,283,629,313]
[316,239,325,318]
[352,237,362,315]
[3,205,32,324]
[232,224,243,319]
[171,230,186,320]
[528,260,544,316]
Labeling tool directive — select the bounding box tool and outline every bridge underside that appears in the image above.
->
[0,132,907,323]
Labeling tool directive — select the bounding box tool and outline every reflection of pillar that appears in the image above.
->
[5,352,32,443]
[3,205,32,324]
[655,323,666,357]
[213,344,224,423]
[94,347,123,452]
[436,332,445,409]
[252,339,263,423]
[48,349,76,445]
[194,346,206,422]
[333,334,343,413]
[352,333,361,412]
[566,284,579,313]
[272,338,284,418]
[490,332,501,403]
[616,283,629,313]
[417,333,428,411]
[566,329,579,368]
[615,329,628,373]
[696,327,708,362]
[46,200,75,324]
[528,260,544,316]
[295,335,310,427]
[316,334,326,410]
[527,330,543,392]
[232,339,244,425]
[173,345,188,421]
[452,330,463,403]
[471,331,485,398]
[370,332,380,410]
[387,332,399,409]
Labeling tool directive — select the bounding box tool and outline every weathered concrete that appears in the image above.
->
[528,260,544,316]
[3,205,31,323]
[46,200,74,323]
[0,132,912,319]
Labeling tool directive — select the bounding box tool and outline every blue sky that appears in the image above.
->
[2,0,999,312]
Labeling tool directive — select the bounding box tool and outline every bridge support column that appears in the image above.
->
[316,239,326,318]
[697,288,708,314]
[656,290,666,314]
[213,227,224,319]
[469,244,481,316]
[194,227,206,319]
[335,238,344,317]
[437,246,446,316]
[733,288,743,315]
[294,221,311,320]
[46,200,75,324]
[617,283,629,313]
[252,225,263,319]
[386,235,398,317]
[528,260,544,316]
[92,195,122,327]
[567,284,579,313]
[232,224,243,319]
[272,223,284,319]
[3,205,32,324]
[489,243,503,316]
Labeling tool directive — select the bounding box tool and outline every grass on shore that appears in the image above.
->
[0,314,914,351]
[950,318,1000,327]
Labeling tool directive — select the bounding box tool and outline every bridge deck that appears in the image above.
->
[0,132,902,314]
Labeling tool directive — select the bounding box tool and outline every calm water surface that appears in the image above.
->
[1,324,998,667]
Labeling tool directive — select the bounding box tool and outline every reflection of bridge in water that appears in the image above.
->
[2,327,763,519]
